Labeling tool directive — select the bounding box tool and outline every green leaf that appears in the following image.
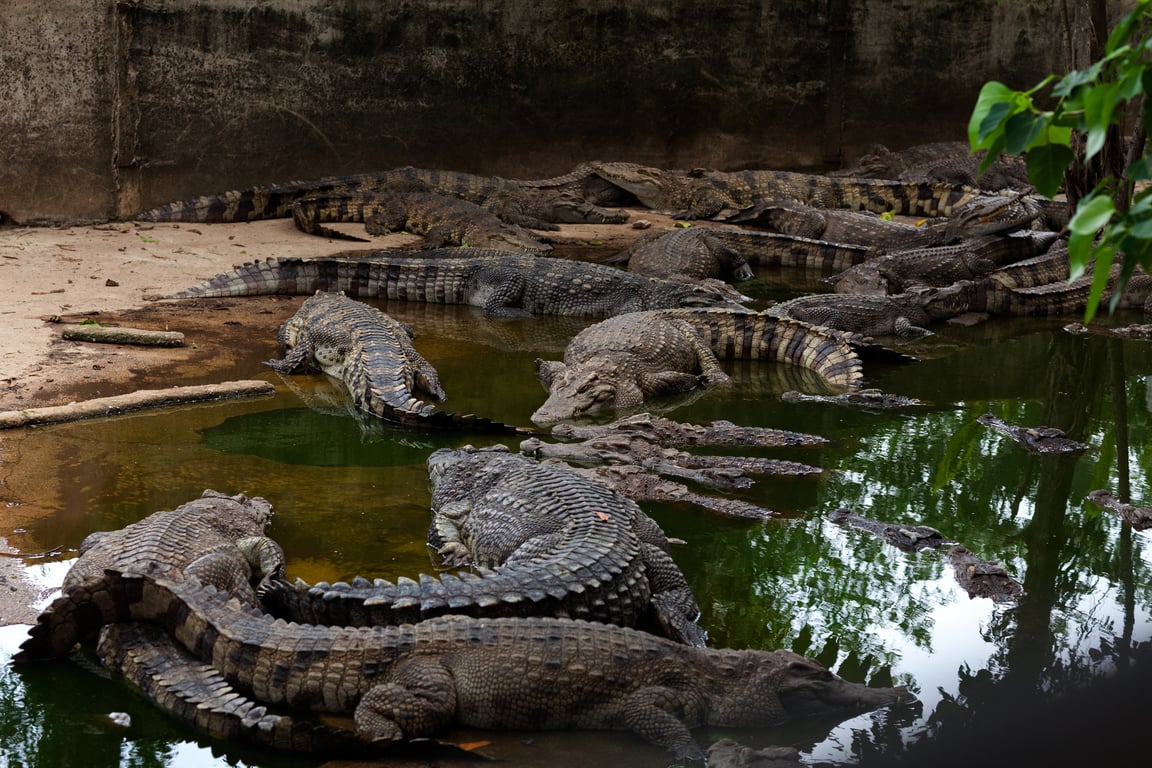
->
[977,133,1006,176]
[1067,230,1093,280]
[968,81,1017,148]
[1069,193,1117,235]
[1126,155,1152,182]
[1003,112,1043,154]
[1083,81,1120,160]
[977,101,1014,146]
[1082,247,1116,323]
[1024,142,1075,198]
[1052,61,1103,98]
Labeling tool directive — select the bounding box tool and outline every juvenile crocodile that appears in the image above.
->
[531,308,863,424]
[617,226,874,280]
[1064,321,1152,340]
[549,411,829,448]
[290,190,553,253]
[947,546,1024,603]
[266,292,524,432]
[1086,489,1152,530]
[590,161,984,220]
[263,445,706,646]
[136,164,629,227]
[828,508,950,552]
[63,489,283,613]
[766,291,950,338]
[164,252,747,318]
[781,388,930,409]
[21,568,913,761]
[97,621,390,756]
[977,413,1089,454]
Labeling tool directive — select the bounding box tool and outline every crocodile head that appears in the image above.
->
[588,162,671,209]
[531,356,644,424]
[705,649,916,728]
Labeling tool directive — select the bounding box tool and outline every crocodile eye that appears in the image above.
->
[575,375,598,395]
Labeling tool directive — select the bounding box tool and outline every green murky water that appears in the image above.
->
[1,280,1151,767]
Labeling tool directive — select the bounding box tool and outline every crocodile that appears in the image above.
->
[947,546,1025,603]
[589,161,985,220]
[932,266,1152,317]
[290,190,553,253]
[63,489,283,612]
[830,141,1034,191]
[135,164,630,228]
[566,463,780,521]
[1086,489,1152,530]
[729,193,1045,250]
[531,308,864,424]
[97,621,395,757]
[265,292,525,432]
[20,567,914,761]
[977,413,1089,454]
[262,445,706,646]
[616,226,874,280]
[163,252,747,318]
[827,508,950,552]
[832,230,1062,295]
[549,411,830,448]
[766,291,952,338]
[781,388,930,409]
[1064,321,1152,340]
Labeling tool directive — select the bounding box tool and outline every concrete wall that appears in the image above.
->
[0,0,1130,223]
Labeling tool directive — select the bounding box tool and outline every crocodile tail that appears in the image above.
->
[135,174,384,223]
[167,257,374,299]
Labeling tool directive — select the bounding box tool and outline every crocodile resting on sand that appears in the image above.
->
[263,445,707,646]
[590,161,984,220]
[291,190,552,253]
[266,292,523,432]
[136,164,629,229]
[531,308,864,424]
[165,251,747,318]
[20,568,914,761]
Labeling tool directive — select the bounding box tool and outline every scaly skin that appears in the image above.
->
[766,292,946,338]
[64,489,282,613]
[163,251,748,318]
[97,622,386,756]
[263,445,706,646]
[1086,490,1152,530]
[531,308,863,424]
[589,161,984,220]
[290,190,552,253]
[20,568,914,761]
[265,292,523,432]
[136,164,629,227]
[976,413,1089,454]
[828,508,949,552]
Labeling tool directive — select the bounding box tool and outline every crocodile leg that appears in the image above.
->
[622,686,708,761]
[355,657,458,742]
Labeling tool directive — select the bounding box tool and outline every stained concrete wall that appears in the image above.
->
[0,0,1132,223]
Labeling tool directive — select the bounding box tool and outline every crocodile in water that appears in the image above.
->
[163,251,747,318]
[977,413,1089,454]
[827,508,950,552]
[781,388,930,410]
[266,292,524,432]
[262,445,706,646]
[947,546,1025,603]
[531,307,863,424]
[1086,489,1152,530]
[589,161,985,220]
[291,190,553,253]
[20,568,914,761]
[766,291,953,338]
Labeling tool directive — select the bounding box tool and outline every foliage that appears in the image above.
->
[969,0,1152,320]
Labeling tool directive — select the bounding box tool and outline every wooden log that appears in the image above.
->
[0,380,276,429]
[59,324,185,347]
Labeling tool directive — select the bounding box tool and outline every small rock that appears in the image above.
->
[631,219,652,230]
[105,278,119,287]
[107,712,132,729]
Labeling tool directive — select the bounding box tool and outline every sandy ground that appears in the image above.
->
[0,212,664,625]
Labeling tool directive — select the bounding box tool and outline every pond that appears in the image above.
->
[1,269,1151,767]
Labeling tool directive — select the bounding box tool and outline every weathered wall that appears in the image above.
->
[0,0,1132,223]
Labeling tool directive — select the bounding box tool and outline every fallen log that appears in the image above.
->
[0,380,276,429]
[58,324,185,347]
